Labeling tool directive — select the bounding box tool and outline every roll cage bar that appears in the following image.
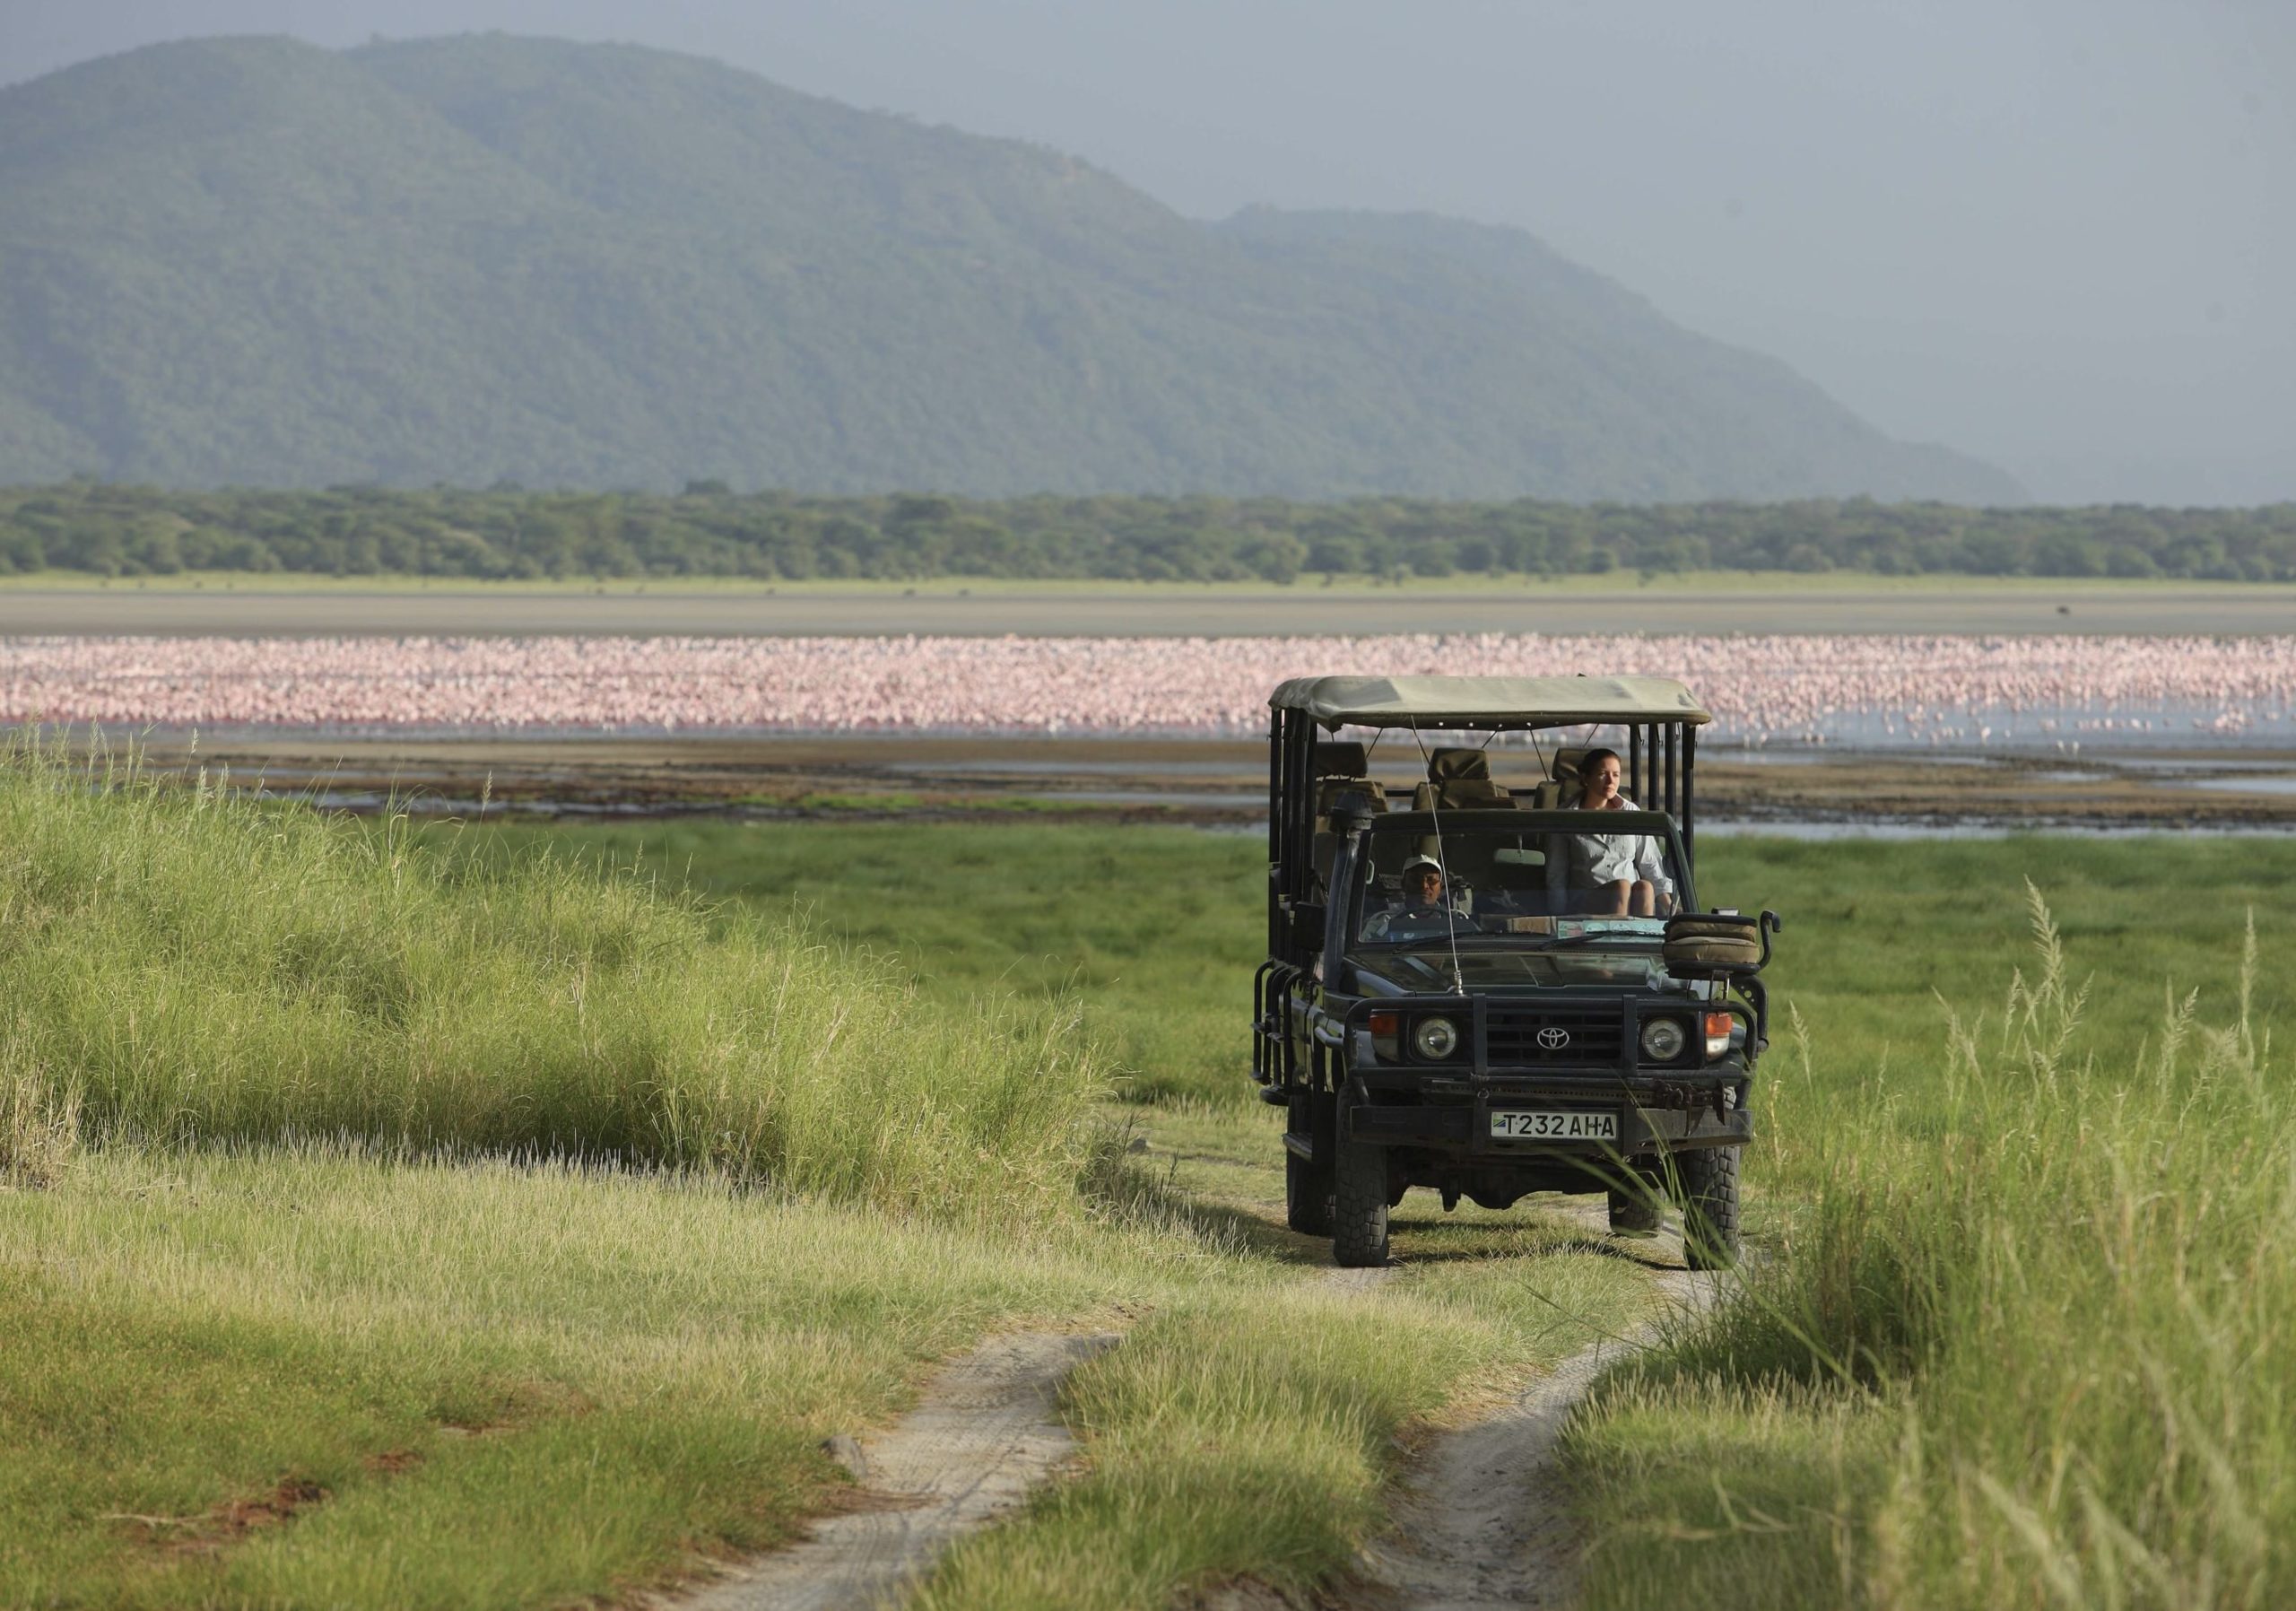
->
[1265,677,1711,971]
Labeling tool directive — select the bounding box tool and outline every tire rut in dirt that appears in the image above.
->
[1341,1268,1721,1611]
[665,1331,1118,1611]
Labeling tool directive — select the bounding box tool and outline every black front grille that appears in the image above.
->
[1485,1004,1626,1066]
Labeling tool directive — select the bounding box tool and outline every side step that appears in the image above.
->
[1282,1132,1315,1161]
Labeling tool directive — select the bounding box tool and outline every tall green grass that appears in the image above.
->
[1570,886,2293,1607]
[0,762,1661,1608]
[0,738,1104,1219]
[0,1143,1247,1608]
[473,816,1265,1104]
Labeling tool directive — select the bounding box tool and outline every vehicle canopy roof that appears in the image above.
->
[1269,675,1711,731]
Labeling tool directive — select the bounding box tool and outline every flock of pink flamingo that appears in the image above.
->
[4,633,2292,747]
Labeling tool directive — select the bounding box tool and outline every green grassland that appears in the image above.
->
[1567,884,2294,1609]
[5,1142,1651,1609]
[472,818,2293,1134]
[6,749,2292,1607]
[465,817,1262,1107]
[484,816,2296,1608]
[0,751,1650,1608]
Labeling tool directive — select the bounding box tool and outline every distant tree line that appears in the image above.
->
[3,482,2292,584]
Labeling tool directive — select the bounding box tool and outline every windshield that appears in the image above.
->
[1348,818,1686,952]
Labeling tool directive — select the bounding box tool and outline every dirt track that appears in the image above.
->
[1345,1261,1721,1611]
[668,1331,1118,1611]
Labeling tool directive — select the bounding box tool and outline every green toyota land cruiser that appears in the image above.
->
[1251,675,1779,1268]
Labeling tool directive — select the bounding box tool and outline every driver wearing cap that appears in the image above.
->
[1363,854,1461,940]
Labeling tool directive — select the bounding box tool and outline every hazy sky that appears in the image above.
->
[6,1,2291,504]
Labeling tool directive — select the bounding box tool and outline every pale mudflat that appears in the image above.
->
[103,728,2296,830]
[7,579,2292,637]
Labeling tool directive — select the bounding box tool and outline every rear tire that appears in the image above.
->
[1285,1090,1334,1236]
[1330,1133,1391,1267]
[1674,1145,1742,1270]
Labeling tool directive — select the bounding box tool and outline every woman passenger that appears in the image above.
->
[1568,747,1675,916]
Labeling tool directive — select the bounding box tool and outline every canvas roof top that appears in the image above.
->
[1269,675,1711,728]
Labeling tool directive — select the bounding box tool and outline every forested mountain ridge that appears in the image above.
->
[0,34,2022,503]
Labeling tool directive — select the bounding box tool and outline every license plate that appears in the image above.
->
[1491,1110,1619,1141]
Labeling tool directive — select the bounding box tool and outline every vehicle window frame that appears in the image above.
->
[1345,809,1692,952]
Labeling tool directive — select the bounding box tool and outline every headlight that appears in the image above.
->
[1413,1015,1459,1060]
[1639,1017,1687,1061]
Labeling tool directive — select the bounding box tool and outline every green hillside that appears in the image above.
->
[0,34,2022,502]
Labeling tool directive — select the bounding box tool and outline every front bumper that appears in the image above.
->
[1342,1076,1752,1157]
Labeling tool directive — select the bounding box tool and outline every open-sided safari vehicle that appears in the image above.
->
[1252,675,1779,1268]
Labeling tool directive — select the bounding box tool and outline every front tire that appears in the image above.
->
[1607,1176,1664,1237]
[1284,1090,1334,1236]
[1674,1145,1742,1270]
[1330,1133,1391,1267]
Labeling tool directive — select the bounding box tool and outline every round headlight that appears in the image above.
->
[1413,1016,1459,1060]
[1639,1017,1688,1061]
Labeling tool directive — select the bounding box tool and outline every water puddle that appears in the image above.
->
[1701,819,2296,840]
[1042,789,1260,809]
[2179,775,2296,797]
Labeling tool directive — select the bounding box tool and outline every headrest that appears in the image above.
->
[1425,747,1491,783]
[1314,741,1369,778]
[1416,778,1515,809]
[1552,747,1593,784]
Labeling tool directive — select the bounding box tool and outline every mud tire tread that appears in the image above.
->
[1676,1145,1742,1270]
[1285,1091,1335,1236]
[1607,1183,1664,1235]
[1330,1136,1390,1267]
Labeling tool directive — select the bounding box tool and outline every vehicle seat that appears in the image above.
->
[1411,746,1516,810]
[1474,845,1560,917]
[1312,742,1387,815]
[1526,747,1594,809]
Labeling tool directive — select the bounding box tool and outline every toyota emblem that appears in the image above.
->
[1536,1026,1571,1050]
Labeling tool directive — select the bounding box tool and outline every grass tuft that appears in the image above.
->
[911,1251,1651,1611]
[0,1044,82,1189]
[1570,888,2296,1608]
[0,734,1106,1220]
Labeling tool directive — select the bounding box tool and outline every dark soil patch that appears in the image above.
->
[107,1476,332,1555]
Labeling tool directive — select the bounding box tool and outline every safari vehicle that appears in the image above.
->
[1251,675,1779,1269]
